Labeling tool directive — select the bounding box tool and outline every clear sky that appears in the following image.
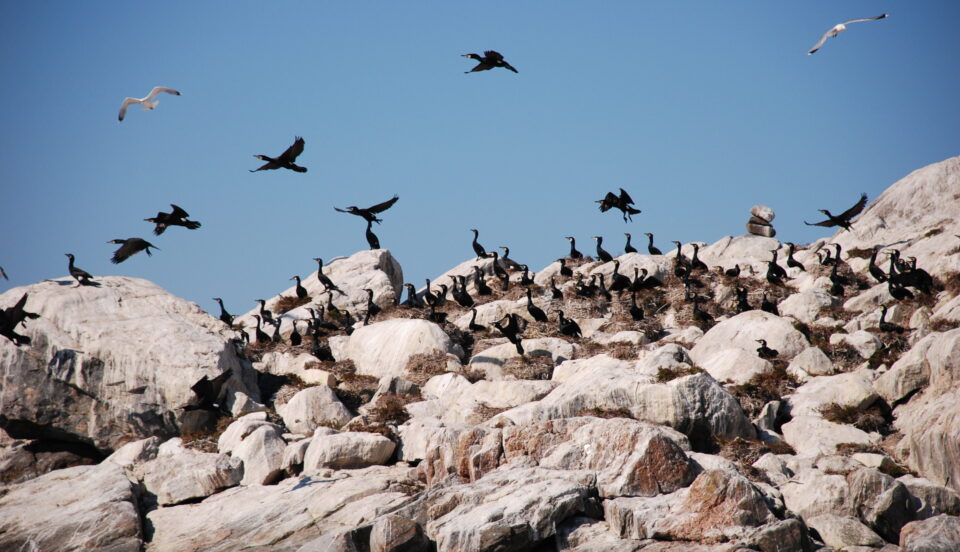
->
[1,1,958,315]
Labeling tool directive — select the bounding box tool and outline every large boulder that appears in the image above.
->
[468,337,574,380]
[0,278,258,453]
[0,463,142,551]
[781,416,879,457]
[137,438,244,505]
[335,318,462,379]
[690,310,809,366]
[302,431,396,471]
[784,372,878,417]
[899,514,960,552]
[277,385,353,434]
[805,515,885,549]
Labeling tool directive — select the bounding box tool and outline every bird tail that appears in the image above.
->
[291,164,307,173]
[185,221,201,230]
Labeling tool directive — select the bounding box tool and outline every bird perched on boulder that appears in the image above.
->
[65,254,97,286]
[805,193,868,232]
[462,50,518,73]
[108,238,159,264]
[250,137,308,173]
[335,195,399,224]
[596,188,641,222]
[756,339,779,360]
[118,86,180,121]
[145,204,201,235]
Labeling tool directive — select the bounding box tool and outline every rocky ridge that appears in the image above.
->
[1,156,960,551]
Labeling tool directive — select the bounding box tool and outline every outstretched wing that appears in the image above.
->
[118,97,139,121]
[170,204,190,218]
[500,60,519,73]
[278,137,305,163]
[111,241,137,264]
[804,219,835,228]
[484,50,504,62]
[837,193,868,221]
[618,188,635,205]
[842,14,888,26]
[807,31,832,55]
[145,86,181,101]
[366,195,399,214]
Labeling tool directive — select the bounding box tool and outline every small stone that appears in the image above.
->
[751,205,776,223]
[747,222,777,237]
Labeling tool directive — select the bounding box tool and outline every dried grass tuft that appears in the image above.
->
[729,365,798,419]
[275,295,311,313]
[502,353,554,380]
[405,350,453,386]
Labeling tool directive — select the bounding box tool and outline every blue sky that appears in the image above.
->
[1,1,958,314]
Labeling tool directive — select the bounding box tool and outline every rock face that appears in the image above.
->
[303,431,396,471]
[0,463,142,551]
[690,310,809,365]
[138,438,244,505]
[335,318,462,379]
[0,277,259,453]
[899,514,960,552]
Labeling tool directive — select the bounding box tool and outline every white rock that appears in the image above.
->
[0,463,142,551]
[751,205,775,223]
[830,330,882,359]
[421,372,473,401]
[255,351,336,387]
[806,515,885,549]
[302,431,396,471]
[137,440,243,505]
[277,386,353,434]
[898,474,960,520]
[218,414,282,454]
[104,436,161,467]
[452,299,527,330]
[786,346,835,381]
[785,372,878,418]
[232,424,286,485]
[778,289,836,324]
[338,318,461,379]
[0,277,259,452]
[900,514,960,552]
[690,310,809,365]
[752,453,792,486]
[281,438,312,474]
[590,330,649,346]
[781,467,855,520]
[697,347,773,386]
[781,416,878,457]
[469,337,574,380]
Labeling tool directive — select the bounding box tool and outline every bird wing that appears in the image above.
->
[842,14,887,25]
[334,207,355,215]
[250,159,279,172]
[807,31,832,55]
[144,86,181,100]
[118,97,140,121]
[618,188,635,205]
[500,61,519,73]
[484,50,504,61]
[804,219,836,228]
[278,137,305,163]
[170,204,190,218]
[837,193,868,220]
[111,241,136,263]
[366,195,399,214]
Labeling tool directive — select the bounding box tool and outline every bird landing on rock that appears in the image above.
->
[596,188,641,222]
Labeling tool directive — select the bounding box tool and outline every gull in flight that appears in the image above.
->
[118,86,181,121]
[808,14,888,55]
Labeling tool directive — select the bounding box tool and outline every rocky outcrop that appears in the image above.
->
[137,438,243,505]
[0,277,259,453]
[899,514,960,552]
[302,431,396,471]
[334,318,462,379]
[690,310,809,365]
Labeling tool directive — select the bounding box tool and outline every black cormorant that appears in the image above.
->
[888,280,914,301]
[250,137,307,173]
[364,288,381,318]
[255,299,274,324]
[735,287,751,313]
[253,315,270,343]
[597,274,612,302]
[453,275,475,307]
[212,298,234,325]
[289,320,302,346]
[596,188,641,222]
[608,260,631,293]
[691,295,714,326]
[629,292,644,321]
[768,250,789,281]
[624,233,637,254]
[108,238,159,264]
[690,243,708,272]
[498,246,522,271]
[312,258,345,294]
[878,305,905,333]
[526,288,548,322]
[492,313,526,355]
[671,241,690,277]
[488,251,509,281]
[868,248,887,283]
[565,236,583,259]
[549,276,563,300]
[290,276,309,300]
[558,258,573,278]
[468,308,486,332]
[756,339,779,359]
[785,243,805,272]
[0,293,38,346]
[270,318,282,343]
[724,264,741,278]
[400,283,423,308]
[65,253,96,286]
[644,233,662,255]
[593,236,613,263]
[473,266,493,296]
[335,195,399,224]
[557,310,582,337]
[471,229,487,259]
[462,50,518,73]
[365,220,381,250]
[760,293,779,316]
[804,193,868,232]
[145,204,201,235]
[188,370,232,412]
[518,265,534,286]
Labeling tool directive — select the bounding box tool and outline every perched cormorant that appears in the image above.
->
[108,238,159,264]
[312,258,345,294]
[518,265,534,287]
[453,275,475,307]
[525,288,548,323]
[289,320,302,346]
[608,260,631,293]
[250,137,307,173]
[785,243,805,272]
[188,370,232,412]
[593,236,613,263]
[473,266,493,296]
[65,253,96,286]
[639,268,663,290]
[888,280,914,301]
[868,248,888,283]
[756,339,779,360]
[575,274,595,297]
[550,276,564,300]
[488,251,509,281]
[462,50,518,73]
[724,264,741,278]
[270,318,282,343]
[145,204,201,235]
[624,233,637,254]
[335,195,399,224]
[365,220,381,250]
[644,233,662,255]
[735,287,751,313]
[400,283,423,308]
[818,249,833,266]
[596,188,641,222]
[558,258,573,278]
[499,247,523,271]
[878,305,905,333]
[324,292,341,318]
[212,297,234,325]
[256,299,274,324]
[768,250,789,281]
[565,236,583,259]
[671,242,690,278]
[805,193,868,231]
[760,293,779,316]
[497,271,510,292]
[492,313,526,355]
[557,310,582,338]
[364,288,381,318]
[468,308,486,332]
[629,267,644,292]
[691,295,714,326]
[629,292,644,321]
[470,229,487,259]
[252,315,270,343]
[690,243,708,272]
[828,261,847,297]
[290,276,309,300]
[596,274,612,302]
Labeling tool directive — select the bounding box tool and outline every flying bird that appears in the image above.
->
[108,238,159,264]
[334,195,399,224]
[118,86,181,121]
[808,14,888,55]
[804,193,868,232]
[145,204,201,235]
[462,50,518,73]
[250,137,307,173]
[596,188,641,222]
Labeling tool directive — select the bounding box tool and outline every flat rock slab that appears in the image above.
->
[137,439,244,505]
[337,318,461,379]
[0,463,142,552]
[690,310,809,365]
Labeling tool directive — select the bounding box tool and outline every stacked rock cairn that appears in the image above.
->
[746,205,775,237]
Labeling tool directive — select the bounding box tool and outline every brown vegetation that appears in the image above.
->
[367,393,418,425]
[656,364,703,383]
[717,437,796,482]
[182,415,235,453]
[275,295,311,313]
[502,353,554,380]
[820,403,888,434]
[576,407,634,419]
[729,365,798,419]
[404,350,453,386]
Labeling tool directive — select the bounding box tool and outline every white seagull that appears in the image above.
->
[808,14,888,55]
[118,86,181,121]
